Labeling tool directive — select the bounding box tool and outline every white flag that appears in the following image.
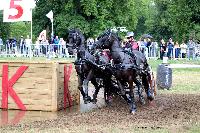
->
[46,10,53,22]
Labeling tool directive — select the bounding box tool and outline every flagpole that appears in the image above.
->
[51,18,53,37]
[30,9,33,60]
[31,9,33,41]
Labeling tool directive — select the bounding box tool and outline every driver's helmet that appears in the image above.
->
[126,32,134,38]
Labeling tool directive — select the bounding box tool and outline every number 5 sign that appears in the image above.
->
[3,0,35,22]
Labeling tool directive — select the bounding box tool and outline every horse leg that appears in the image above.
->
[134,78,145,105]
[101,76,112,105]
[142,74,154,101]
[114,80,131,104]
[82,70,94,104]
[77,75,87,102]
[118,80,126,95]
[91,78,101,104]
[128,79,137,114]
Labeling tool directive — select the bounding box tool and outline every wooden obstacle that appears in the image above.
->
[0,61,80,111]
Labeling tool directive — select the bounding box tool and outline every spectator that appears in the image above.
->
[34,37,40,57]
[167,38,174,59]
[138,38,145,53]
[12,38,17,54]
[180,41,187,58]
[143,38,150,58]
[25,35,32,56]
[150,41,158,57]
[187,39,196,60]
[146,38,152,57]
[59,38,66,56]
[174,41,180,58]
[18,36,25,54]
[6,39,10,54]
[125,32,139,51]
[53,36,59,54]
[160,39,166,60]
[41,38,49,55]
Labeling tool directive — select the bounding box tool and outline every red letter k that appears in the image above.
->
[2,65,28,110]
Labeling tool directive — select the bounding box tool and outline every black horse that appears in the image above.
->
[94,30,155,114]
[67,29,115,104]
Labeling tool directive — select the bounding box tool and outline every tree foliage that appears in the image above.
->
[33,0,138,38]
[0,11,10,42]
[0,0,200,43]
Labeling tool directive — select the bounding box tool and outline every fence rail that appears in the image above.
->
[0,43,76,59]
[0,43,199,59]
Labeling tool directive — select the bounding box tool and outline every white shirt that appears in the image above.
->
[25,39,31,47]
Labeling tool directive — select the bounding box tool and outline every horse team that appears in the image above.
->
[67,29,156,114]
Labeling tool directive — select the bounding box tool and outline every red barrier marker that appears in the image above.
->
[64,64,73,109]
[2,65,9,109]
[1,65,28,110]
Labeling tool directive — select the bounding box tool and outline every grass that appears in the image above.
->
[148,58,200,94]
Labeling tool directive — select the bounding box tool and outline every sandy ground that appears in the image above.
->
[0,92,200,133]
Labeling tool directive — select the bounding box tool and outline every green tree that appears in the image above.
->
[9,22,31,41]
[0,11,10,42]
[146,0,173,41]
[168,0,200,42]
[33,0,139,39]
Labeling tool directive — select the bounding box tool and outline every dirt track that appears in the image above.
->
[1,93,200,132]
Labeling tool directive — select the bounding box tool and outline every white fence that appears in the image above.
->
[0,42,199,60]
[0,43,76,58]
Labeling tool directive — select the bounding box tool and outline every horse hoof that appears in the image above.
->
[105,100,112,106]
[140,100,146,105]
[130,110,136,115]
[91,99,97,104]
[83,96,92,104]
[87,96,92,101]
[147,95,154,101]
[147,90,154,101]
[84,100,88,104]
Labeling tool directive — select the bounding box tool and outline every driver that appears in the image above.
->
[124,32,139,51]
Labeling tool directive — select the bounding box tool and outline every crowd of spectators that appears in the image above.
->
[159,38,199,60]
[0,33,199,60]
[0,35,76,58]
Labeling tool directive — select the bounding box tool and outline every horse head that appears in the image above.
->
[67,29,85,48]
[94,30,120,50]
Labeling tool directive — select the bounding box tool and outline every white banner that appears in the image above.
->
[3,0,36,22]
[0,0,6,10]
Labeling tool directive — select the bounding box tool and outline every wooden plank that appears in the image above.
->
[0,63,53,68]
[8,99,52,106]
[9,68,52,79]
[7,104,52,111]
[8,92,52,99]
[5,88,52,95]
[51,63,58,111]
